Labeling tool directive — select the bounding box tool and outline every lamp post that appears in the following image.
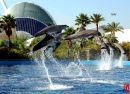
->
[0,0,7,11]
[86,48,90,60]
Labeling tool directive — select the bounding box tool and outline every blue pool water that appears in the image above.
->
[0,60,130,94]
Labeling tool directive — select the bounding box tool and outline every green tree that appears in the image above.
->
[63,27,76,38]
[75,13,91,30]
[0,14,16,48]
[63,27,76,48]
[63,27,76,57]
[90,13,105,31]
[75,13,91,50]
[104,22,124,43]
[12,37,28,51]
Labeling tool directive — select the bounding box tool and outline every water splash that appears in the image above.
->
[64,52,93,82]
[98,48,114,70]
[45,48,65,73]
[34,47,74,90]
[114,53,127,68]
[65,62,82,76]
[41,50,54,87]
[33,48,54,89]
[74,52,92,81]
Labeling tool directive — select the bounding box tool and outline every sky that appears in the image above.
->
[0,0,130,29]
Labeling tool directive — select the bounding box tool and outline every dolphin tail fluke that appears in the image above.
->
[32,34,54,52]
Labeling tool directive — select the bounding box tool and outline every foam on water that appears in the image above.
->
[73,78,90,82]
[98,61,111,70]
[34,84,73,91]
[49,84,73,90]
[90,79,123,86]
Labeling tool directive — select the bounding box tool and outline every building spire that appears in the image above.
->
[0,0,7,11]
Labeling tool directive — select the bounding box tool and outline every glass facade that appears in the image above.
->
[16,18,46,36]
[2,2,56,36]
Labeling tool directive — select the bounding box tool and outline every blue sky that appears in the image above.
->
[0,0,130,29]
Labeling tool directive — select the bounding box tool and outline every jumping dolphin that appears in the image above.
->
[114,43,126,54]
[33,33,63,52]
[95,37,110,55]
[25,24,68,47]
[64,29,101,40]
[64,29,112,55]
[34,25,69,37]
[102,38,115,50]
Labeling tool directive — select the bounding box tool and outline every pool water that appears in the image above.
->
[0,60,130,94]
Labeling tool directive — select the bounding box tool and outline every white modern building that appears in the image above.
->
[115,29,130,43]
[90,25,130,43]
[0,0,56,40]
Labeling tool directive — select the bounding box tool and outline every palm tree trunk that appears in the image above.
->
[8,36,11,49]
[113,32,115,43]
[96,23,98,31]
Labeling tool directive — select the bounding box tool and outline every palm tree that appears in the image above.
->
[90,13,105,31]
[63,27,76,57]
[63,27,76,48]
[103,34,118,43]
[0,14,16,48]
[104,21,124,43]
[63,27,76,38]
[75,13,91,30]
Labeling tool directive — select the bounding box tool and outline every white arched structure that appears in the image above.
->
[15,31,33,39]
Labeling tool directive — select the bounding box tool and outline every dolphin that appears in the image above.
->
[95,37,110,55]
[33,33,63,52]
[101,43,110,55]
[34,25,69,37]
[64,29,111,54]
[25,24,67,47]
[102,38,115,50]
[64,29,101,40]
[114,43,126,54]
